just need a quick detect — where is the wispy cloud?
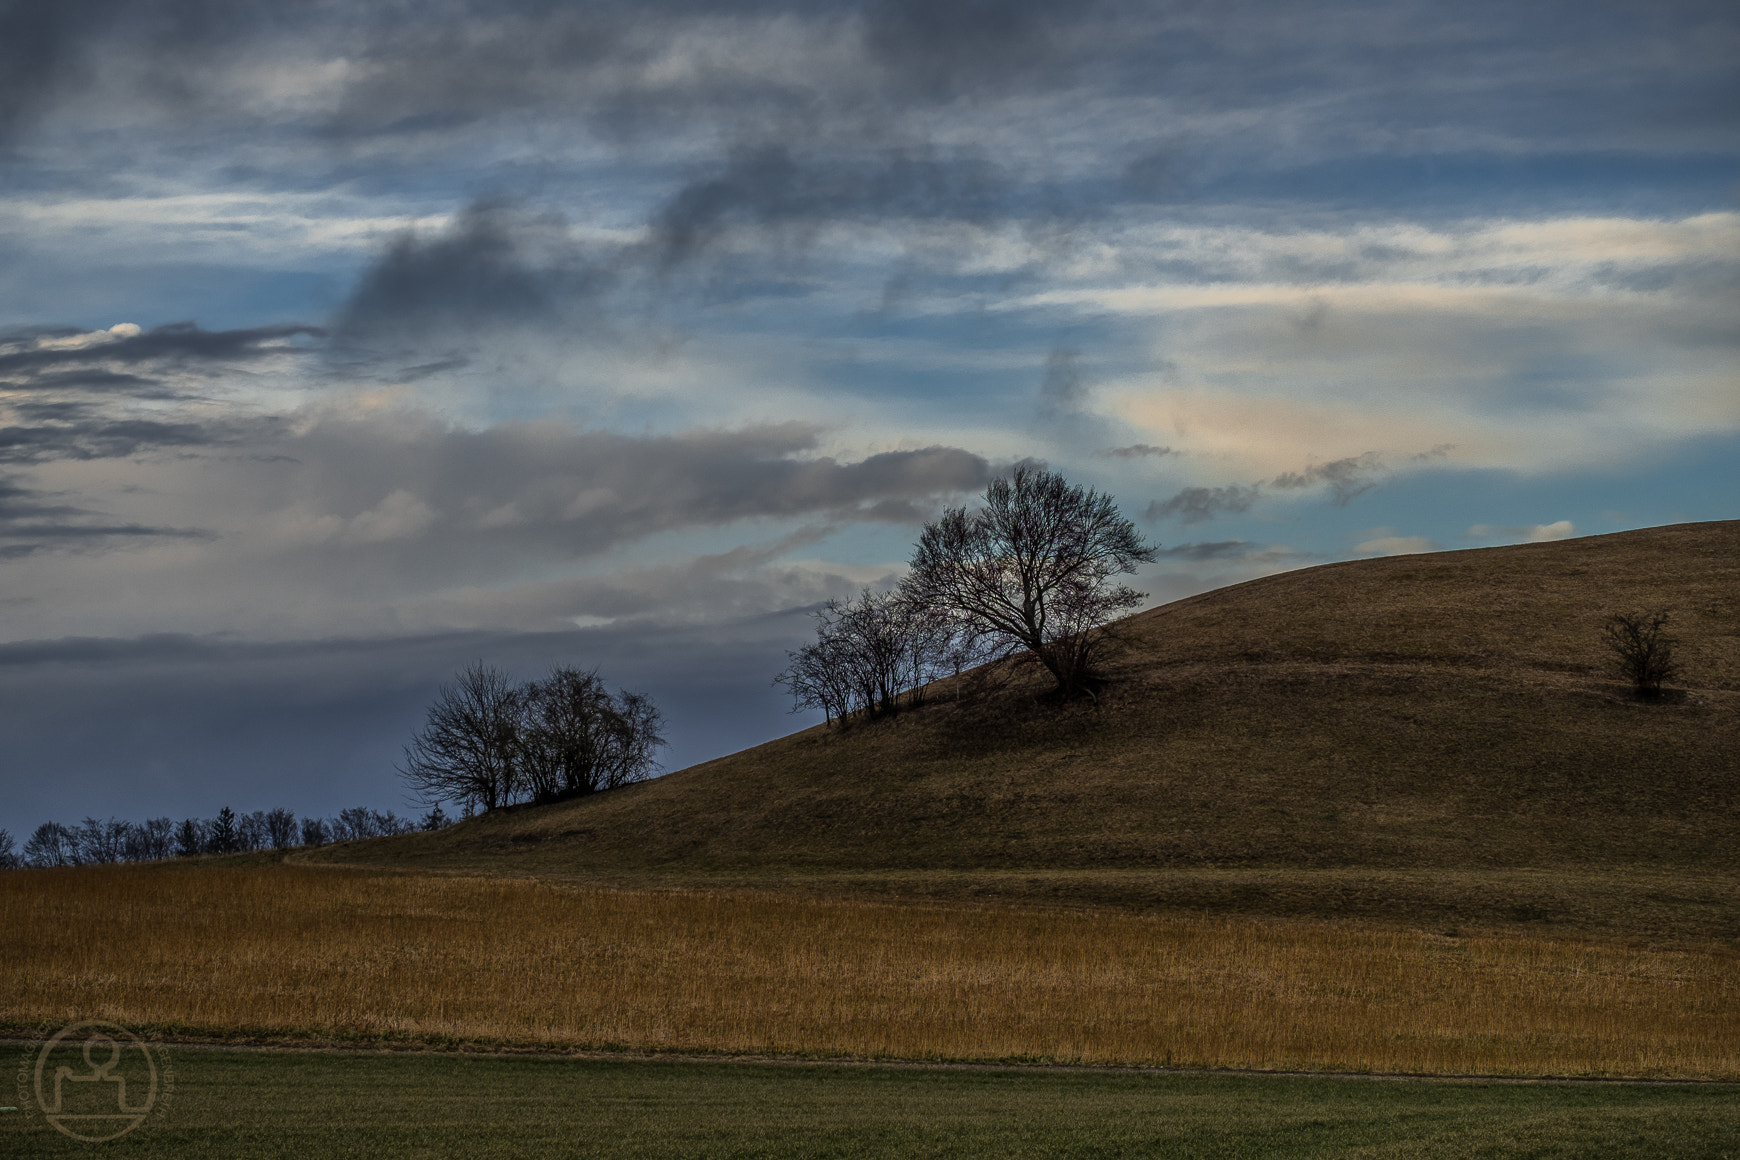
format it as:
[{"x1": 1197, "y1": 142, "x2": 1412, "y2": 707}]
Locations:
[
  {"x1": 1355, "y1": 533, "x2": 1440, "y2": 556},
  {"x1": 1146, "y1": 484, "x2": 1261, "y2": 525},
  {"x1": 1097, "y1": 443, "x2": 1174, "y2": 460},
  {"x1": 1466, "y1": 519, "x2": 1576, "y2": 543}
]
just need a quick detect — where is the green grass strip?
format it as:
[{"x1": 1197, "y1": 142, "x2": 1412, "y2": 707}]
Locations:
[{"x1": 4, "y1": 1048, "x2": 1738, "y2": 1159}]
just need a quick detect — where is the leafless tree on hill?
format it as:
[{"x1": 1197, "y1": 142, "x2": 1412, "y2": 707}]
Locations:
[
  {"x1": 399, "y1": 661, "x2": 665, "y2": 812},
  {"x1": 902, "y1": 465, "x2": 1157, "y2": 697},
  {"x1": 517, "y1": 666, "x2": 666, "y2": 801},
  {"x1": 238, "y1": 810, "x2": 270, "y2": 851},
  {"x1": 776, "y1": 588, "x2": 984, "y2": 727},
  {"x1": 24, "y1": 821, "x2": 78, "y2": 867},
  {"x1": 132, "y1": 817, "x2": 176, "y2": 861},
  {"x1": 398, "y1": 662, "x2": 524, "y2": 813},
  {"x1": 266, "y1": 807, "x2": 298, "y2": 849},
  {"x1": 299, "y1": 816, "x2": 329, "y2": 847}
]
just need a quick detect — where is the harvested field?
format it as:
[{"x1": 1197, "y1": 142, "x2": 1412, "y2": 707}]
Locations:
[{"x1": 3, "y1": 863, "x2": 1735, "y2": 1079}]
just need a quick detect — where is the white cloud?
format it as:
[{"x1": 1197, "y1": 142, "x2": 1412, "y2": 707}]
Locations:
[
  {"x1": 1466, "y1": 520, "x2": 1577, "y2": 543},
  {"x1": 1354, "y1": 535, "x2": 1439, "y2": 556},
  {"x1": 0, "y1": 193, "x2": 457, "y2": 267},
  {"x1": 17, "y1": 322, "x2": 143, "y2": 352},
  {"x1": 1060, "y1": 214, "x2": 1740, "y2": 481}
]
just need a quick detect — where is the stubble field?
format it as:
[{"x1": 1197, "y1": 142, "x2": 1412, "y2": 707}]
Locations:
[{"x1": 3, "y1": 862, "x2": 1735, "y2": 1079}]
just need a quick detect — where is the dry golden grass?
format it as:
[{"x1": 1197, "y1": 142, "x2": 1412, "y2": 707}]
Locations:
[{"x1": 4, "y1": 863, "x2": 1736, "y2": 1079}]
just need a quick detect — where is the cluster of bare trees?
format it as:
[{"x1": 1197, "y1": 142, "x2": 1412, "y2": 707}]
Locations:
[
  {"x1": 779, "y1": 466, "x2": 1157, "y2": 724},
  {"x1": 398, "y1": 663, "x2": 665, "y2": 813},
  {"x1": 777, "y1": 589, "x2": 991, "y2": 724},
  {"x1": 0, "y1": 803, "x2": 447, "y2": 869}
]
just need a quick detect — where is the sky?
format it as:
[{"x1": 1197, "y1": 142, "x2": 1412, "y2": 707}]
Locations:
[{"x1": 1, "y1": 0, "x2": 1736, "y2": 839}]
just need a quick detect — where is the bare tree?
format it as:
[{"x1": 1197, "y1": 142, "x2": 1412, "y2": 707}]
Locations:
[
  {"x1": 776, "y1": 634, "x2": 855, "y2": 726},
  {"x1": 518, "y1": 666, "x2": 612, "y2": 802},
  {"x1": 903, "y1": 465, "x2": 1157, "y2": 697},
  {"x1": 518, "y1": 666, "x2": 666, "y2": 799},
  {"x1": 131, "y1": 817, "x2": 176, "y2": 861},
  {"x1": 596, "y1": 689, "x2": 666, "y2": 790},
  {"x1": 24, "y1": 821, "x2": 78, "y2": 867},
  {"x1": 299, "y1": 816, "x2": 330, "y2": 847},
  {"x1": 397, "y1": 662, "x2": 523, "y2": 813},
  {"x1": 265, "y1": 808, "x2": 298, "y2": 850},
  {"x1": 776, "y1": 588, "x2": 977, "y2": 726},
  {"x1": 0, "y1": 828, "x2": 18, "y2": 869},
  {"x1": 238, "y1": 810, "x2": 270, "y2": 852},
  {"x1": 333, "y1": 806, "x2": 379, "y2": 841},
  {"x1": 1603, "y1": 609, "x2": 1681, "y2": 697},
  {"x1": 71, "y1": 817, "x2": 127, "y2": 864},
  {"x1": 371, "y1": 809, "x2": 413, "y2": 836}
]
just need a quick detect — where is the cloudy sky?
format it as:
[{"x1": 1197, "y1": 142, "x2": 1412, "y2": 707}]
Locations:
[{"x1": 2, "y1": 0, "x2": 1736, "y2": 837}]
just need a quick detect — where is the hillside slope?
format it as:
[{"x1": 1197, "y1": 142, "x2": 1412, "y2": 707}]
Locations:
[{"x1": 321, "y1": 520, "x2": 1740, "y2": 939}]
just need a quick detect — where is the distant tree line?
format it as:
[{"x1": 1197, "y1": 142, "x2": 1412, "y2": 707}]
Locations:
[
  {"x1": 398, "y1": 663, "x2": 666, "y2": 813},
  {"x1": 0, "y1": 803, "x2": 453, "y2": 870},
  {"x1": 779, "y1": 465, "x2": 1157, "y2": 724},
  {"x1": 3, "y1": 657, "x2": 667, "y2": 866}
]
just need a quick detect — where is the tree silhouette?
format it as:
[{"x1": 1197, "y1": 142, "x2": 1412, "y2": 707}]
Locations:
[{"x1": 903, "y1": 465, "x2": 1156, "y2": 696}]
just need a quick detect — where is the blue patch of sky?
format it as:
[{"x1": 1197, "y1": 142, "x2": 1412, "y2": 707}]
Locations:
[
  {"x1": 1189, "y1": 154, "x2": 1740, "y2": 218},
  {"x1": 0, "y1": 264, "x2": 344, "y2": 335},
  {"x1": 0, "y1": 621, "x2": 810, "y2": 839},
  {"x1": 1173, "y1": 432, "x2": 1740, "y2": 561}
]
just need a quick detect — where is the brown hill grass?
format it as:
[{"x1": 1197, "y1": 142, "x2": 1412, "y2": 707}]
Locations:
[{"x1": 317, "y1": 520, "x2": 1740, "y2": 942}]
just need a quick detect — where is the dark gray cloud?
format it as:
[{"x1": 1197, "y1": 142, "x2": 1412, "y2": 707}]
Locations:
[
  {"x1": 649, "y1": 144, "x2": 1025, "y2": 270},
  {"x1": 0, "y1": 413, "x2": 230, "y2": 464},
  {"x1": 19, "y1": 369, "x2": 176, "y2": 396},
  {"x1": 0, "y1": 322, "x2": 323, "y2": 379},
  {"x1": 335, "y1": 144, "x2": 1052, "y2": 347},
  {"x1": 5, "y1": 0, "x2": 1734, "y2": 162},
  {"x1": 0, "y1": 323, "x2": 314, "y2": 467},
  {"x1": 1153, "y1": 539, "x2": 1254, "y2": 561},
  {"x1": 1150, "y1": 451, "x2": 1410, "y2": 523},
  {"x1": 1269, "y1": 452, "x2": 1385, "y2": 505},
  {"x1": 1146, "y1": 484, "x2": 1261, "y2": 525},
  {"x1": 0, "y1": 0, "x2": 106, "y2": 144},
  {"x1": 333, "y1": 202, "x2": 601, "y2": 344},
  {"x1": 1037, "y1": 346, "x2": 1085, "y2": 412},
  {"x1": 861, "y1": 0, "x2": 1096, "y2": 101},
  {"x1": 1098, "y1": 443, "x2": 1175, "y2": 459},
  {"x1": 0, "y1": 478, "x2": 81, "y2": 523},
  {"x1": 0, "y1": 0, "x2": 312, "y2": 146},
  {"x1": 0, "y1": 474, "x2": 208, "y2": 557},
  {"x1": 469, "y1": 529, "x2": 879, "y2": 625},
  {"x1": 274, "y1": 416, "x2": 990, "y2": 566},
  {"x1": 13, "y1": 0, "x2": 1729, "y2": 367}
]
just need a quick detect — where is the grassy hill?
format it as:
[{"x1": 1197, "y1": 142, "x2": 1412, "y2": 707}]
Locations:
[{"x1": 319, "y1": 520, "x2": 1740, "y2": 941}]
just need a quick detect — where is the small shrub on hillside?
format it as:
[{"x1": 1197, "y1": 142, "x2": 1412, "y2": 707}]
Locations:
[{"x1": 1602, "y1": 608, "x2": 1680, "y2": 698}]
